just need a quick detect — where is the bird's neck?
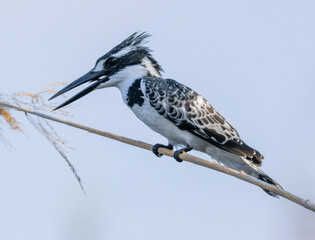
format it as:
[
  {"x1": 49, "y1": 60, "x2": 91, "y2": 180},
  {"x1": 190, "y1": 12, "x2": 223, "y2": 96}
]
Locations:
[
  {"x1": 142, "y1": 57, "x2": 161, "y2": 78},
  {"x1": 117, "y1": 60, "x2": 161, "y2": 106}
]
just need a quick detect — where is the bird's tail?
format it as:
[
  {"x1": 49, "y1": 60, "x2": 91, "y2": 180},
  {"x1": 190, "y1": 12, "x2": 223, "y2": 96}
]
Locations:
[
  {"x1": 242, "y1": 159, "x2": 283, "y2": 197},
  {"x1": 216, "y1": 155, "x2": 282, "y2": 197}
]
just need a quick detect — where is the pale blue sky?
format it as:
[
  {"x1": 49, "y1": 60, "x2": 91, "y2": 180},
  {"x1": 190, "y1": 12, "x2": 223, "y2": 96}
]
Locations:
[{"x1": 1, "y1": 0, "x2": 315, "y2": 239}]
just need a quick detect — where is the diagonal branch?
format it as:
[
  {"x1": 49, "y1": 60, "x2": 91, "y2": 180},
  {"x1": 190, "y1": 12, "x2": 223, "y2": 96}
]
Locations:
[{"x1": 1, "y1": 101, "x2": 315, "y2": 212}]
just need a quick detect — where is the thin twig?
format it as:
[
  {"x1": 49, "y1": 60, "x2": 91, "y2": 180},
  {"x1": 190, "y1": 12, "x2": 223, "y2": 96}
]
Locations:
[{"x1": 1, "y1": 101, "x2": 314, "y2": 212}]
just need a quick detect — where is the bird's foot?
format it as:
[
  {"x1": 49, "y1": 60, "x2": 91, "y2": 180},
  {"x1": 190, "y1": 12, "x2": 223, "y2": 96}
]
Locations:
[
  {"x1": 173, "y1": 145, "x2": 193, "y2": 162},
  {"x1": 152, "y1": 143, "x2": 173, "y2": 157}
]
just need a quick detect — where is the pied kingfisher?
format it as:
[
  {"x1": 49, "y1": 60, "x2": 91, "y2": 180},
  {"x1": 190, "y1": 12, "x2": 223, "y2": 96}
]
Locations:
[{"x1": 50, "y1": 32, "x2": 282, "y2": 197}]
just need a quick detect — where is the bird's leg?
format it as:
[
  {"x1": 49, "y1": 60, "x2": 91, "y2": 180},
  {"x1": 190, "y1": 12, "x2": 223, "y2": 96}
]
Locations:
[
  {"x1": 173, "y1": 145, "x2": 193, "y2": 162},
  {"x1": 152, "y1": 143, "x2": 173, "y2": 157}
]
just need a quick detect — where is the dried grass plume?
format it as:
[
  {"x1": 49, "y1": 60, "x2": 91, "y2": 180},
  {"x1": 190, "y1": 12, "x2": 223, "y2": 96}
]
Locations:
[{"x1": 0, "y1": 83, "x2": 85, "y2": 194}]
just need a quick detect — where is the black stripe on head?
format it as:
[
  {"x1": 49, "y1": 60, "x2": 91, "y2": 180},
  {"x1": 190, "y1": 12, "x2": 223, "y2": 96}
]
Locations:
[{"x1": 103, "y1": 48, "x2": 163, "y2": 78}]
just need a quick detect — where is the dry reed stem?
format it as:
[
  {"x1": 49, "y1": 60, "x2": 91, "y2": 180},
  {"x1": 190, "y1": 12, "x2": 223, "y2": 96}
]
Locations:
[
  {"x1": 0, "y1": 85, "x2": 84, "y2": 193},
  {"x1": 1, "y1": 101, "x2": 314, "y2": 212}
]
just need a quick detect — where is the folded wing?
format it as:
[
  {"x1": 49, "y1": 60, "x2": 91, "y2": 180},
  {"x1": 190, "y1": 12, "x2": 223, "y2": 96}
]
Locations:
[{"x1": 142, "y1": 77, "x2": 264, "y2": 166}]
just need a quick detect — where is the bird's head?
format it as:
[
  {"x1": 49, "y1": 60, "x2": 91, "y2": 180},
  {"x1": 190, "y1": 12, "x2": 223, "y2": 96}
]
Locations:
[{"x1": 49, "y1": 32, "x2": 162, "y2": 110}]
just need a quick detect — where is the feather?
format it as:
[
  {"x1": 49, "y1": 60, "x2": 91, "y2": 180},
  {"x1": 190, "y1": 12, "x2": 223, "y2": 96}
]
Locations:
[{"x1": 142, "y1": 77, "x2": 264, "y2": 166}]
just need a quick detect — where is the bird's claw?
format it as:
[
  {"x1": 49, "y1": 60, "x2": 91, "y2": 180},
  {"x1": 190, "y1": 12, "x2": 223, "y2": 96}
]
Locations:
[
  {"x1": 152, "y1": 143, "x2": 173, "y2": 157},
  {"x1": 173, "y1": 145, "x2": 193, "y2": 163},
  {"x1": 173, "y1": 151, "x2": 183, "y2": 162}
]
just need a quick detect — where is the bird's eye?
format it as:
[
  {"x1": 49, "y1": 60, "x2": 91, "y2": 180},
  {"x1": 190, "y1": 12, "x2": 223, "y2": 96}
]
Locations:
[{"x1": 104, "y1": 57, "x2": 119, "y2": 67}]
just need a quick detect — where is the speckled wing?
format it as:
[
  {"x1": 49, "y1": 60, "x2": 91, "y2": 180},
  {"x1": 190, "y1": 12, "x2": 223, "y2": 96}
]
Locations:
[{"x1": 142, "y1": 77, "x2": 264, "y2": 165}]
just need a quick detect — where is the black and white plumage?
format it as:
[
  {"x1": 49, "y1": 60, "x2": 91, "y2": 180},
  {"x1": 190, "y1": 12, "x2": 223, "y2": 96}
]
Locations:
[
  {"x1": 50, "y1": 32, "x2": 282, "y2": 197},
  {"x1": 143, "y1": 77, "x2": 263, "y2": 164}
]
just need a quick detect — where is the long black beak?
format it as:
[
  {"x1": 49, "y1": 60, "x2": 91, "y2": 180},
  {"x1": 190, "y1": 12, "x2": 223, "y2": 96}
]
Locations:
[{"x1": 49, "y1": 69, "x2": 108, "y2": 110}]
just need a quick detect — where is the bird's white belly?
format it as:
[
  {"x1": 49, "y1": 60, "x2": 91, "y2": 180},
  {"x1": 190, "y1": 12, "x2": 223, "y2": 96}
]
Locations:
[
  {"x1": 130, "y1": 99, "x2": 209, "y2": 150},
  {"x1": 129, "y1": 98, "x2": 247, "y2": 169}
]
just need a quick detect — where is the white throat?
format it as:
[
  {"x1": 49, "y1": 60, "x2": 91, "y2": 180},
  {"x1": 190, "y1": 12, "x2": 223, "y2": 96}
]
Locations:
[
  {"x1": 116, "y1": 64, "x2": 147, "y2": 94},
  {"x1": 116, "y1": 59, "x2": 160, "y2": 97}
]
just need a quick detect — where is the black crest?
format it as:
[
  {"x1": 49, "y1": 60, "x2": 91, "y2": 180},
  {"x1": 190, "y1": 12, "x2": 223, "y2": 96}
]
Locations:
[
  {"x1": 95, "y1": 32, "x2": 163, "y2": 75},
  {"x1": 97, "y1": 32, "x2": 151, "y2": 62},
  {"x1": 115, "y1": 32, "x2": 151, "y2": 50}
]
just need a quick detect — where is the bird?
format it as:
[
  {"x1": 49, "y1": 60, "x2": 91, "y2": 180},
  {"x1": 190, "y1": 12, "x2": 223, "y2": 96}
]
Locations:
[{"x1": 49, "y1": 32, "x2": 282, "y2": 197}]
